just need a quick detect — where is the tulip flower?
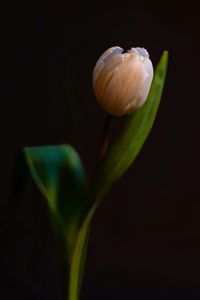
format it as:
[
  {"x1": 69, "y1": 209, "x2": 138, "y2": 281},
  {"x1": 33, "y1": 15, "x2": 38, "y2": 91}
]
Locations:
[
  {"x1": 14, "y1": 48, "x2": 168, "y2": 300},
  {"x1": 93, "y1": 46, "x2": 154, "y2": 116}
]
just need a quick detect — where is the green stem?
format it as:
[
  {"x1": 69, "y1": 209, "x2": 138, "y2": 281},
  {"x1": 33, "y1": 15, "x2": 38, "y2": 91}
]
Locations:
[
  {"x1": 65, "y1": 114, "x2": 113, "y2": 300},
  {"x1": 68, "y1": 225, "x2": 90, "y2": 300}
]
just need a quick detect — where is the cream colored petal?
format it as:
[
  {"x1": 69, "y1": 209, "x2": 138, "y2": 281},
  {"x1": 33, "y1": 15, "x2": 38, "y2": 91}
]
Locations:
[
  {"x1": 93, "y1": 46, "x2": 123, "y2": 83},
  {"x1": 96, "y1": 46, "x2": 123, "y2": 64},
  {"x1": 100, "y1": 54, "x2": 146, "y2": 116},
  {"x1": 93, "y1": 54, "x2": 129, "y2": 104},
  {"x1": 135, "y1": 47, "x2": 149, "y2": 58},
  {"x1": 128, "y1": 47, "x2": 149, "y2": 59},
  {"x1": 142, "y1": 57, "x2": 154, "y2": 78},
  {"x1": 103, "y1": 47, "x2": 124, "y2": 64},
  {"x1": 124, "y1": 60, "x2": 153, "y2": 114},
  {"x1": 128, "y1": 48, "x2": 140, "y2": 56}
]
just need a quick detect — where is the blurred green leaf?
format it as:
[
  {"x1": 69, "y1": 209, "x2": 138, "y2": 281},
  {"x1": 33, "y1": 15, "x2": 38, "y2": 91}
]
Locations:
[
  {"x1": 91, "y1": 51, "x2": 168, "y2": 202},
  {"x1": 24, "y1": 145, "x2": 88, "y2": 229},
  {"x1": 14, "y1": 145, "x2": 90, "y2": 300}
]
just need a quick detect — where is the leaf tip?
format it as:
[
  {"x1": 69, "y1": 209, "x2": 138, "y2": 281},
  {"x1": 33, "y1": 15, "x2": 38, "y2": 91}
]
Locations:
[{"x1": 161, "y1": 50, "x2": 169, "y2": 68}]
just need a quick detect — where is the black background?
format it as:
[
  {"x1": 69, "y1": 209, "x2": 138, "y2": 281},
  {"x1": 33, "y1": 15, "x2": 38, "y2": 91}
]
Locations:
[{"x1": 1, "y1": 0, "x2": 200, "y2": 299}]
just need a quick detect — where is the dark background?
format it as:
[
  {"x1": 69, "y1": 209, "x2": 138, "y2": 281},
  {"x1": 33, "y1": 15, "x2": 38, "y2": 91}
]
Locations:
[{"x1": 1, "y1": 0, "x2": 200, "y2": 299}]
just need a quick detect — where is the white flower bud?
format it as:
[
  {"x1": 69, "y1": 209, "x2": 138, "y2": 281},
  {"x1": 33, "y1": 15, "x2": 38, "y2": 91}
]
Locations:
[{"x1": 92, "y1": 46, "x2": 154, "y2": 116}]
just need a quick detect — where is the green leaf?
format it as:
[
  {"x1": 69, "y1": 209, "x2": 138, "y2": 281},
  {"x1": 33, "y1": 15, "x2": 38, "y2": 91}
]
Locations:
[
  {"x1": 91, "y1": 51, "x2": 168, "y2": 202},
  {"x1": 14, "y1": 144, "x2": 90, "y2": 300},
  {"x1": 24, "y1": 145, "x2": 88, "y2": 233}
]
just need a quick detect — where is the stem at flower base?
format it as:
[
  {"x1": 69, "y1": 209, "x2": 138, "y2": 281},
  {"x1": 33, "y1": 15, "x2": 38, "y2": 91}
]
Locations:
[{"x1": 93, "y1": 113, "x2": 113, "y2": 174}]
